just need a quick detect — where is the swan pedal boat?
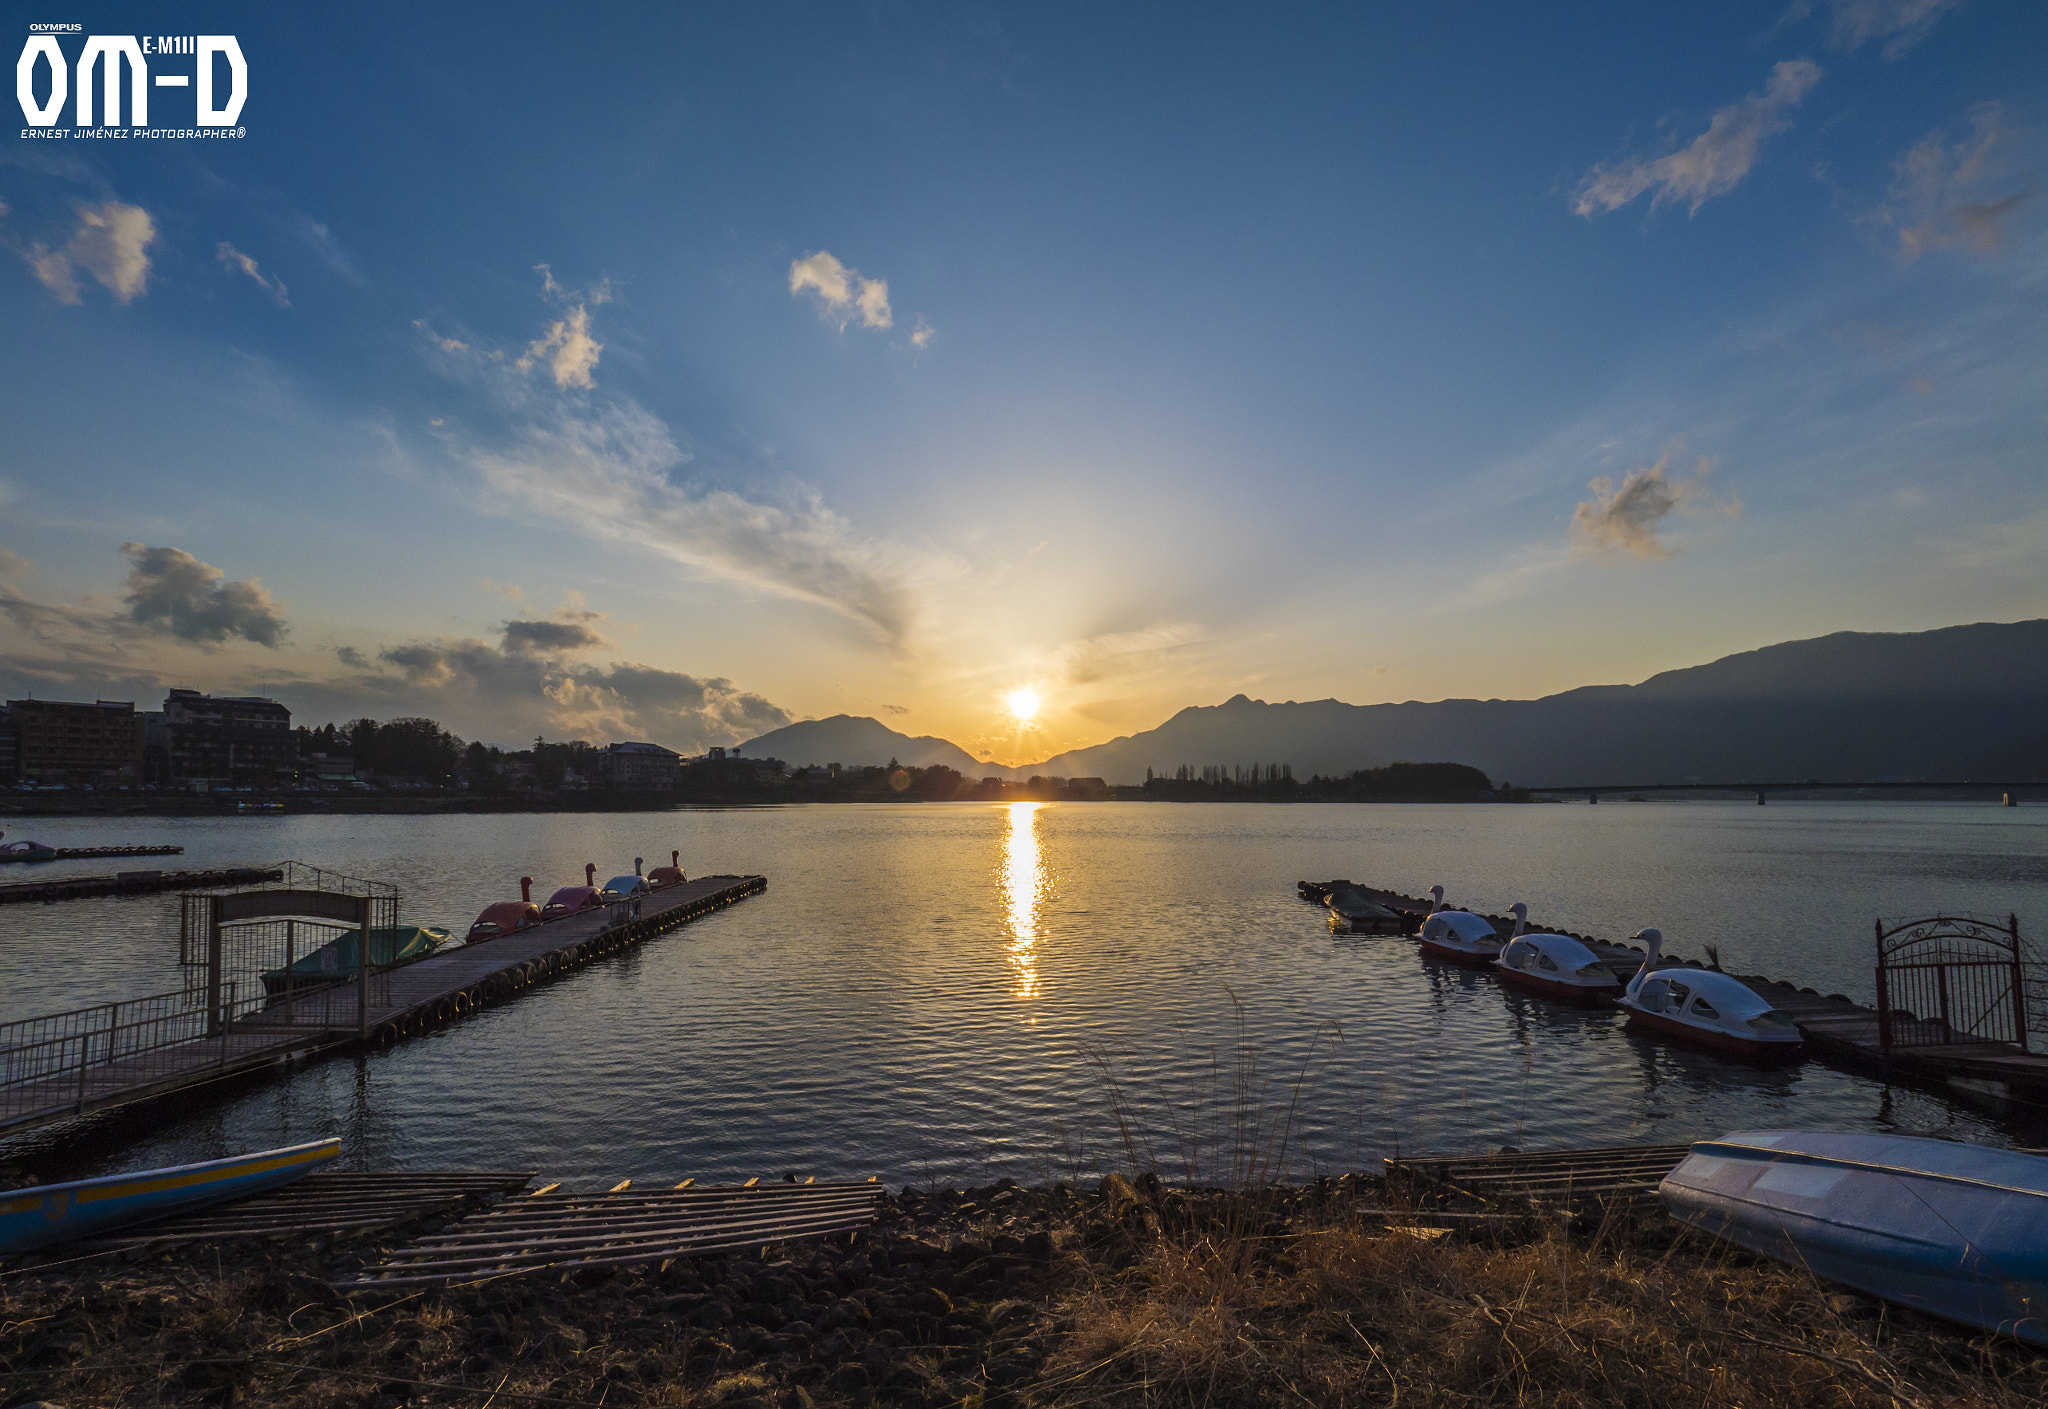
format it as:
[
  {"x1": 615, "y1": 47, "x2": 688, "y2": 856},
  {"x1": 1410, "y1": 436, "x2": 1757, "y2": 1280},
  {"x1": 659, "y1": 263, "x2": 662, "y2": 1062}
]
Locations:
[
  {"x1": 0, "y1": 1138, "x2": 340, "y2": 1254},
  {"x1": 1662, "y1": 1131, "x2": 2048, "y2": 1346},
  {"x1": 1617, "y1": 931, "x2": 1802, "y2": 1061},
  {"x1": 1496, "y1": 932, "x2": 1620, "y2": 1004},
  {"x1": 1418, "y1": 910, "x2": 1504, "y2": 965}
]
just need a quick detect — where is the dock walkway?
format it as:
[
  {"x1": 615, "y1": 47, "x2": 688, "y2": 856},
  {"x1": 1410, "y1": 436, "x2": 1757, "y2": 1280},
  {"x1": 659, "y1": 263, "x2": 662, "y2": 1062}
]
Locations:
[
  {"x1": 0, "y1": 874, "x2": 766, "y2": 1135},
  {"x1": 0, "y1": 865, "x2": 282, "y2": 906},
  {"x1": 1326, "y1": 881, "x2": 2048, "y2": 1104}
]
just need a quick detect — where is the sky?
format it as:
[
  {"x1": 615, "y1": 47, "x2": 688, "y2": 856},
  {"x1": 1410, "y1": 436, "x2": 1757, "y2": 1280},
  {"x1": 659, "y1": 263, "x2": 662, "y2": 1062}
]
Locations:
[{"x1": 1, "y1": 1, "x2": 2042, "y2": 766}]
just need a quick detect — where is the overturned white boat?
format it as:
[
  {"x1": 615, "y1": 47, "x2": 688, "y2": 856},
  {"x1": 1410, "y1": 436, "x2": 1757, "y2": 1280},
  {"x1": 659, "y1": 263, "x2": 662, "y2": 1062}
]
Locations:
[
  {"x1": 1662, "y1": 1130, "x2": 2048, "y2": 1346},
  {"x1": 1418, "y1": 909, "x2": 1504, "y2": 966}
]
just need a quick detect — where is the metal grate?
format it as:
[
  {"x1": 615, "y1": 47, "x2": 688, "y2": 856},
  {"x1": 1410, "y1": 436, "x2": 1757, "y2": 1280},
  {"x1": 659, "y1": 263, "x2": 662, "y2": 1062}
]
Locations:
[{"x1": 339, "y1": 1180, "x2": 883, "y2": 1290}]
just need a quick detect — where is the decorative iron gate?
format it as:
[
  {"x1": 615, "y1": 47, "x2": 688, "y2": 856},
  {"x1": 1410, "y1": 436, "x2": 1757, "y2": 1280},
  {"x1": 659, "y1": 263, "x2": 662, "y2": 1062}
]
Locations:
[
  {"x1": 180, "y1": 863, "x2": 401, "y2": 1039},
  {"x1": 1875, "y1": 914, "x2": 2030, "y2": 1054}
]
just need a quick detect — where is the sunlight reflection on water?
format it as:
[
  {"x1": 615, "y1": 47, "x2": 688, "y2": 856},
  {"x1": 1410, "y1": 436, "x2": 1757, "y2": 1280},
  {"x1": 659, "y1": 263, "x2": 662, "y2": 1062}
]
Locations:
[{"x1": 1003, "y1": 802, "x2": 1045, "y2": 1009}]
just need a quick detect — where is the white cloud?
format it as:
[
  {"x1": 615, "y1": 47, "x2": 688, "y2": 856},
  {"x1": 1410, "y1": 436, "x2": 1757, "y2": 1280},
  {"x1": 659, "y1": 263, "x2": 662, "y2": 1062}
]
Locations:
[
  {"x1": 215, "y1": 241, "x2": 290, "y2": 306},
  {"x1": 24, "y1": 201, "x2": 157, "y2": 304},
  {"x1": 1569, "y1": 456, "x2": 1740, "y2": 560},
  {"x1": 517, "y1": 304, "x2": 602, "y2": 389},
  {"x1": 1823, "y1": 0, "x2": 1964, "y2": 59},
  {"x1": 911, "y1": 314, "x2": 937, "y2": 349},
  {"x1": 1874, "y1": 103, "x2": 2033, "y2": 261},
  {"x1": 1573, "y1": 61, "x2": 1822, "y2": 217},
  {"x1": 789, "y1": 249, "x2": 894, "y2": 329}
]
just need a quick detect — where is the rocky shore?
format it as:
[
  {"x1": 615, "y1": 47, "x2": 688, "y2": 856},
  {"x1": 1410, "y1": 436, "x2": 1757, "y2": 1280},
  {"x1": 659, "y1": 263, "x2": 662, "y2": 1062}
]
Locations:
[{"x1": 3, "y1": 1171, "x2": 2043, "y2": 1408}]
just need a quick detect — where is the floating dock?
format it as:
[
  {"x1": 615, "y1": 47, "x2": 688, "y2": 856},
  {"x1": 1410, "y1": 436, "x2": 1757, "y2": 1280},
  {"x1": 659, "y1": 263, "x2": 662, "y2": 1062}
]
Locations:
[
  {"x1": 1310, "y1": 881, "x2": 2048, "y2": 1105},
  {"x1": 0, "y1": 874, "x2": 767, "y2": 1135},
  {"x1": 0, "y1": 865, "x2": 282, "y2": 906}
]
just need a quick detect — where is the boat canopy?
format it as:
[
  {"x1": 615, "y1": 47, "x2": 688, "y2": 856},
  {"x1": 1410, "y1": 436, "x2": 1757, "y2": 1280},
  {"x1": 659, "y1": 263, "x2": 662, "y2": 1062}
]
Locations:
[
  {"x1": 543, "y1": 885, "x2": 603, "y2": 913},
  {"x1": 1423, "y1": 911, "x2": 1499, "y2": 944},
  {"x1": 1634, "y1": 967, "x2": 1775, "y2": 1021},
  {"x1": 263, "y1": 926, "x2": 451, "y2": 984},
  {"x1": 647, "y1": 864, "x2": 685, "y2": 888},
  {"x1": 604, "y1": 874, "x2": 649, "y2": 895},
  {"x1": 469, "y1": 901, "x2": 541, "y2": 936},
  {"x1": 1502, "y1": 932, "x2": 1605, "y2": 971}
]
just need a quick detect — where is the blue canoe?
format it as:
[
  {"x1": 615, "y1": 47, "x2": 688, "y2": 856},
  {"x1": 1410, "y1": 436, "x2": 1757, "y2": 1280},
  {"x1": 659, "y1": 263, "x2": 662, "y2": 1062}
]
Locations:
[
  {"x1": 0, "y1": 1138, "x2": 340, "y2": 1254},
  {"x1": 1661, "y1": 1130, "x2": 2048, "y2": 1346}
]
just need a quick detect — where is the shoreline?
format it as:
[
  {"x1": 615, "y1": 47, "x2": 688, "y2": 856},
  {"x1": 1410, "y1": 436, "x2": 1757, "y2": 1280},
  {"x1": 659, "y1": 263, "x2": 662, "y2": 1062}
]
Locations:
[{"x1": 3, "y1": 1168, "x2": 2040, "y2": 1407}]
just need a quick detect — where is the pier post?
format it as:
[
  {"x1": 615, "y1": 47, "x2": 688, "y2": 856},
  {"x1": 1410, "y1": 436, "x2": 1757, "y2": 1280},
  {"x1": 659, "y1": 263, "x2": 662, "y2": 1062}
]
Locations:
[
  {"x1": 1588, "y1": 790, "x2": 1598, "y2": 804},
  {"x1": 207, "y1": 897, "x2": 225, "y2": 1037},
  {"x1": 1756, "y1": 790, "x2": 1767, "y2": 805},
  {"x1": 356, "y1": 897, "x2": 371, "y2": 1040}
]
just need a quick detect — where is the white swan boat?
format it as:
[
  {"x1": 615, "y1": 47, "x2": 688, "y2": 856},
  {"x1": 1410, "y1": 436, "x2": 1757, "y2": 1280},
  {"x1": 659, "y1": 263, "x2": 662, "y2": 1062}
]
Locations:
[
  {"x1": 1662, "y1": 1130, "x2": 2048, "y2": 1346},
  {"x1": 1494, "y1": 903, "x2": 1620, "y2": 1004},
  {"x1": 1617, "y1": 929, "x2": 1803, "y2": 1061},
  {"x1": 1418, "y1": 909, "x2": 1504, "y2": 966}
]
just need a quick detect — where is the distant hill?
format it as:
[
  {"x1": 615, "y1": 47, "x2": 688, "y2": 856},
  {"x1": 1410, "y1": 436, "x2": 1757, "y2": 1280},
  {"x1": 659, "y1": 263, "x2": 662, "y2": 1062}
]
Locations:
[
  {"x1": 1026, "y1": 619, "x2": 2048, "y2": 786},
  {"x1": 735, "y1": 714, "x2": 1012, "y2": 778}
]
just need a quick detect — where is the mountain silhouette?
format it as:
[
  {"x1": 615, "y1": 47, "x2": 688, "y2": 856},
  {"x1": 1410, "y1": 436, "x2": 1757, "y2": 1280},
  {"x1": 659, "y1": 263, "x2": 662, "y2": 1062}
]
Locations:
[{"x1": 741, "y1": 619, "x2": 2048, "y2": 787}]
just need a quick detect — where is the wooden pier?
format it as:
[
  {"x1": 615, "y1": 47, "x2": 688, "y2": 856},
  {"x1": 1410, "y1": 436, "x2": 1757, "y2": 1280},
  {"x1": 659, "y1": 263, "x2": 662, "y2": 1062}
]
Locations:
[
  {"x1": 0, "y1": 874, "x2": 767, "y2": 1135},
  {"x1": 1308, "y1": 881, "x2": 2048, "y2": 1105},
  {"x1": 0, "y1": 865, "x2": 282, "y2": 906}
]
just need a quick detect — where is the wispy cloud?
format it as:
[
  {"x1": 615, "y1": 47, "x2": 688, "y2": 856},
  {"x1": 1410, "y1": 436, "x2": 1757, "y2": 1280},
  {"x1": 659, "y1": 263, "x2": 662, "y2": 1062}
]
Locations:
[
  {"x1": 1821, "y1": 0, "x2": 1964, "y2": 59},
  {"x1": 1570, "y1": 456, "x2": 1741, "y2": 560},
  {"x1": 911, "y1": 314, "x2": 937, "y2": 349},
  {"x1": 1573, "y1": 61, "x2": 1822, "y2": 217},
  {"x1": 1874, "y1": 103, "x2": 2034, "y2": 261},
  {"x1": 215, "y1": 241, "x2": 290, "y2": 306},
  {"x1": 23, "y1": 201, "x2": 156, "y2": 304},
  {"x1": 789, "y1": 249, "x2": 894, "y2": 330}
]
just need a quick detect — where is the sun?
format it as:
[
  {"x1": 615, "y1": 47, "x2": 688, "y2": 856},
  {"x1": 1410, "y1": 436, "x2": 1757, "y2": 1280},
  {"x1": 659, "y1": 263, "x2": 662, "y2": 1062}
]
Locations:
[{"x1": 1005, "y1": 688, "x2": 1043, "y2": 723}]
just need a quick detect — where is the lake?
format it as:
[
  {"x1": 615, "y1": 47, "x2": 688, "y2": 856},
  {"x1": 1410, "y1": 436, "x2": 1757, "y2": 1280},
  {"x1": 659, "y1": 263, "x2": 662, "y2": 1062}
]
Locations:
[{"x1": 2, "y1": 800, "x2": 2044, "y2": 1186}]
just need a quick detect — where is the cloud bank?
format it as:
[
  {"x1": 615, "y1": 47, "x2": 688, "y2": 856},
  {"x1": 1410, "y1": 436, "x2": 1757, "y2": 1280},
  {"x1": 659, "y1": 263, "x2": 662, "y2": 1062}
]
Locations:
[
  {"x1": 120, "y1": 544, "x2": 288, "y2": 646},
  {"x1": 1573, "y1": 61, "x2": 1822, "y2": 217}
]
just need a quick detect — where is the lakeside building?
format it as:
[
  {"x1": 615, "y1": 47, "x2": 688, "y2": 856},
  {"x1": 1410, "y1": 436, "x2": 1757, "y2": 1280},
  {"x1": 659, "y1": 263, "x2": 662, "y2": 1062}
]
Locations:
[
  {"x1": 142, "y1": 689, "x2": 295, "y2": 790},
  {"x1": 0, "y1": 698, "x2": 145, "y2": 785},
  {"x1": 599, "y1": 741, "x2": 684, "y2": 790}
]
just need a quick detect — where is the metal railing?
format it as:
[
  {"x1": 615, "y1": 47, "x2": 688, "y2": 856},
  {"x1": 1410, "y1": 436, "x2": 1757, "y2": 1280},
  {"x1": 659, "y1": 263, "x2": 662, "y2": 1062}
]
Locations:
[{"x1": 0, "y1": 982, "x2": 239, "y2": 1129}]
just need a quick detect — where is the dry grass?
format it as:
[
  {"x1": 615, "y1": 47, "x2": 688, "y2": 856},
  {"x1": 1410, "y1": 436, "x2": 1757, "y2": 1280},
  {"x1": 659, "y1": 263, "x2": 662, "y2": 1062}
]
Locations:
[{"x1": 1036, "y1": 1192, "x2": 2048, "y2": 1409}]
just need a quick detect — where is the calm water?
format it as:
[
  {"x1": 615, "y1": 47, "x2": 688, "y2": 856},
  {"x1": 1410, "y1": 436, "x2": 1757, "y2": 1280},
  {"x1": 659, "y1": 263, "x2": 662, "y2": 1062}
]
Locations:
[{"x1": 1, "y1": 801, "x2": 2044, "y2": 1186}]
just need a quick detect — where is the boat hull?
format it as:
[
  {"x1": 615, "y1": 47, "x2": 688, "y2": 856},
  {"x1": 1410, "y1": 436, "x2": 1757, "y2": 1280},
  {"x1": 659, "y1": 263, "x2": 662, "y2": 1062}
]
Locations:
[
  {"x1": 1623, "y1": 1006, "x2": 1802, "y2": 1062},
  {"x1": 1662, "y1": 1131, "x2": 2048, "y2": 1346},
  {"x1": 0, "y1": 1138, "x2": 340, "y2": 1253},
  {"x1": 1496, "y1": 965, "x2": 1617, "y2": 1006},
  {"x1": 1419, "y1": 939, "x2": 1501, "y2": 966}
]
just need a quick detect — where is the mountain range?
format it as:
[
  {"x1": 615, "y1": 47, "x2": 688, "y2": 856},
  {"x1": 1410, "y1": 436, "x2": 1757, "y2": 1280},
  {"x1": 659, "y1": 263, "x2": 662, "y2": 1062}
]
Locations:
[{"x1": 740, "y1": 619, "x2": 2048, "y2": 787}]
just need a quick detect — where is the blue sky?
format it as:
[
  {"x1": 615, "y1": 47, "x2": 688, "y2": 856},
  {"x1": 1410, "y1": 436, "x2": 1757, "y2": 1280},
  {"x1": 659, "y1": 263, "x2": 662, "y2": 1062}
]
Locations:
[{"x1": 2, "y1": 1, "x2": 2042, "y2": 763}]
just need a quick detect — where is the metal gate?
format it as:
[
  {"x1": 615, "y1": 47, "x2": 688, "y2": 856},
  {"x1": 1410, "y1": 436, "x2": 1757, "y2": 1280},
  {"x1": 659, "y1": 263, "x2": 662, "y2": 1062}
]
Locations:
[
  {"x1": 180, "y1": 863, "x2": 401, "y2": 1039},
  {"x1": 1875, "y1": 914, "x2": 2030, "y2": 1054}
]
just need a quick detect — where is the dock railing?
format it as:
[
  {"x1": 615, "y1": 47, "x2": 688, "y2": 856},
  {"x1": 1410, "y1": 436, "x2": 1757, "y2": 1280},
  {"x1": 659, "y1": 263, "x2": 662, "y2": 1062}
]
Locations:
[{"x1": 0, "y1": 982, "x2": 238, "y2": 1129}]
